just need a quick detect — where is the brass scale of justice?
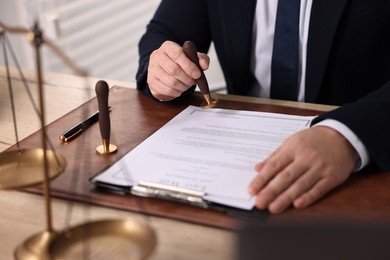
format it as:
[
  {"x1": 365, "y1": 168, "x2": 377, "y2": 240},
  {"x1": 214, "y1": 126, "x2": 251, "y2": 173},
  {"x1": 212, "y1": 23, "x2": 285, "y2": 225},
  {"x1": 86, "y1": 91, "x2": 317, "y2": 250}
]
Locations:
[{"x1": 0, "y1": 20, "x2": 217, "y2": 259}]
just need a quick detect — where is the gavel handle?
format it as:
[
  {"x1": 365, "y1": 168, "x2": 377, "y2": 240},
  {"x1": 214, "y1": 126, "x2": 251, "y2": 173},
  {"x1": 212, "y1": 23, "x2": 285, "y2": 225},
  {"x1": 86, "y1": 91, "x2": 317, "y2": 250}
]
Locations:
[
  {"x1": 95, "y1": 80, "x2": 111, "y2": 143},
  {"x1": 182, "y1": 41, "x2": 210, "y2": 96}
]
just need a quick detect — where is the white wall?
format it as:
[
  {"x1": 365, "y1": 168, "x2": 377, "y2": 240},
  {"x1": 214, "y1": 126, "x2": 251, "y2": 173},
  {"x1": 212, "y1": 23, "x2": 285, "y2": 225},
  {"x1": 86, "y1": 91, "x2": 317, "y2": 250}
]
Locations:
[{"x1": 0, "y1": 0, "x2": 34, "y2": 69}]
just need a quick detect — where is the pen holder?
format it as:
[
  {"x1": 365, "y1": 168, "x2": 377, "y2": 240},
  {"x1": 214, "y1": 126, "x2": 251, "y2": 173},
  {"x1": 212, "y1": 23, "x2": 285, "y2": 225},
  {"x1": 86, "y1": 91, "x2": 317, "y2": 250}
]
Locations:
[{"x1": 95, "y1": 80, "x2": 117, "y2": 154}]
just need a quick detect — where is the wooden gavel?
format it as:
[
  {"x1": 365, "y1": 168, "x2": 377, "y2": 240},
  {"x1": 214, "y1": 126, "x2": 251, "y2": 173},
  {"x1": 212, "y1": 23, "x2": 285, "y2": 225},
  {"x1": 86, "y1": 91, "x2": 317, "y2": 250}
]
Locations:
[
  {"x1": 182, "y1": 41, "x2": 218, "y2": 108},
  {"x1": 95, "y1": 80, "x2": 117, "y2": 154}
]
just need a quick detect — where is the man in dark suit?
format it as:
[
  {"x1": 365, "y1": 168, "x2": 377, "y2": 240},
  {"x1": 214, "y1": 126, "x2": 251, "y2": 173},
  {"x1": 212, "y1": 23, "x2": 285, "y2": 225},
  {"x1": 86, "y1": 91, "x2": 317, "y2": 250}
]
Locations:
[{"x1": 136, "y1": 0, "x2": 390, "y2": 214}]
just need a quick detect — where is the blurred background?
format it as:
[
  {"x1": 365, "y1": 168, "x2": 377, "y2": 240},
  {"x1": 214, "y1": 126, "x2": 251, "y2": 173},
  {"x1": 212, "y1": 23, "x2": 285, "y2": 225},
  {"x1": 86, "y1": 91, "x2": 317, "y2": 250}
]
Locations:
[{"x1": 0, "y1": 0, "x2": 226, "y2": 91}]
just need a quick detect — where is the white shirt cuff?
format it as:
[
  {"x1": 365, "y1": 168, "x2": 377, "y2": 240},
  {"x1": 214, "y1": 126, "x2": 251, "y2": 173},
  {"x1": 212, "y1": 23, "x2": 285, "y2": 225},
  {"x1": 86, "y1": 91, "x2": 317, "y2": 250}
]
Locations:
[{"x1": 313, "y1": 119, "x2": 369, "y2": 171}]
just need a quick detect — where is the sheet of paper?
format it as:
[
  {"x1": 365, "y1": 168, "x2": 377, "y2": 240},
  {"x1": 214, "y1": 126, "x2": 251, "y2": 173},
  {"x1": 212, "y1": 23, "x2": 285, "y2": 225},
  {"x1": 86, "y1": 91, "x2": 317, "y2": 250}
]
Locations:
[{"x1": 92, "y1": 105, "x2": 314, "y2": 210}]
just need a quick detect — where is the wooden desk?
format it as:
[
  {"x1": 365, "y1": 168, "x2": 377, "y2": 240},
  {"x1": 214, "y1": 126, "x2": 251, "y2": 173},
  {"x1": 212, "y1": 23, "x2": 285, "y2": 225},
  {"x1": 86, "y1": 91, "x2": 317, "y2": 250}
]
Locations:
[{"x1": 2, "y1": 68, "x2": 390, "y2": 259}]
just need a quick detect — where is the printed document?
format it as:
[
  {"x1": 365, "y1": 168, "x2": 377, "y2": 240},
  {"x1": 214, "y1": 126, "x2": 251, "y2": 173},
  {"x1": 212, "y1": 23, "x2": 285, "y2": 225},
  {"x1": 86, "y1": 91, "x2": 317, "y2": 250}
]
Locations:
[{"x1": 92, "y1": 106, "x2": 314, "y2": 210}]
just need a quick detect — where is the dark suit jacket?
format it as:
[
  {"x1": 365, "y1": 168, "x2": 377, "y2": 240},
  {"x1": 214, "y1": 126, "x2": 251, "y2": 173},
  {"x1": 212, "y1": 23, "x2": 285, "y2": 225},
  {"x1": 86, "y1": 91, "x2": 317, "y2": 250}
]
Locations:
[{"x1": 136, "y1": 0, "x2": 390, "y2": 171}]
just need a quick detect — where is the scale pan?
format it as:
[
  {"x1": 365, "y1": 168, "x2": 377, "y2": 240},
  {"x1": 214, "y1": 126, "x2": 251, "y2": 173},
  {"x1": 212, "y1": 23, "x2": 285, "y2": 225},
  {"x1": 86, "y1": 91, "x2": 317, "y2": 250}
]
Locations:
[
  {"x1": 49, "y1": 219, "x2": 157, "y2": 260},
  {"x1": 0, "y1": 148, "x2": 66, "y2": 189}
]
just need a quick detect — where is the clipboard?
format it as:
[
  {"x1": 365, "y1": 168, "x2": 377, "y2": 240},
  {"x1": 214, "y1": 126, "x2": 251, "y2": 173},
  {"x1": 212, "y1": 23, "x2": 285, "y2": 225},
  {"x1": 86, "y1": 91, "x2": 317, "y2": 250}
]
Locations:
[{"x1": 91, "y1": 178, "x2": 268, "y2": 220}]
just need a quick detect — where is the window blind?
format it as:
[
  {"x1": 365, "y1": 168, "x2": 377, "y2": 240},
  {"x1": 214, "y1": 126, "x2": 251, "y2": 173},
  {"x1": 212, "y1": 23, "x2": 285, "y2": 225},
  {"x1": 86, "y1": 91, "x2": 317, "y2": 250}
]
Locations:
[{"x1": 40, "y1": 0, "x2": 160, "y2": 82}]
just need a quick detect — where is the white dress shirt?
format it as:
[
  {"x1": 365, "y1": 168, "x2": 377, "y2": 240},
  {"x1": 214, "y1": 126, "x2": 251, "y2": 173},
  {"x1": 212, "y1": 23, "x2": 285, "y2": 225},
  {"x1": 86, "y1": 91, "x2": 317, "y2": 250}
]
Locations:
[{"x1": 250, "y1": 0, "x2": 369, "y2": 170}]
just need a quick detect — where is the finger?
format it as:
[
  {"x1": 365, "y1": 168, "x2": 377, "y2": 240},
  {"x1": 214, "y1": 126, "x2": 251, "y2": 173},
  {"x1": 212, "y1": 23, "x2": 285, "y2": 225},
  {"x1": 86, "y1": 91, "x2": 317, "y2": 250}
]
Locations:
[
  {"x1": 164, "y1": 42, "x2": 201, "y2": 79},
  {"x1": 254, "y1": 161, "x2": 310, "y2": 210},
  {"x1": 254, "y1": 158, "x2": 267, "y2": 172},
  {"x1": 149, "y1": 78, "x2": 183, "y2": 101},
  {"x1": 147, "y1": 65, "x2": 181, "y2": 100},
  {"x1": 255, "y1": 149, "x2": 279, "y2": 170},
  {"x1": 198, "y1": 53, "x2": 210, "y2": 71},
  {"x1": 267, "y1": 167, "x2": 322, "y2": 213},
  {"x1": 155, "y1": 49, "x2": 197, "y2": 87},
  {"x1": 148, "y1": 51, "x2": 195, "y2": 101},
  {"x1": 293, "y1": 174, "x2": 345, "y2": 209},
  {"x1": 248, "y1": 151, "x2": 293, "y2": 196},
  {"x1": 154, "y1": 64, "x2": 194, "y2": 93}
]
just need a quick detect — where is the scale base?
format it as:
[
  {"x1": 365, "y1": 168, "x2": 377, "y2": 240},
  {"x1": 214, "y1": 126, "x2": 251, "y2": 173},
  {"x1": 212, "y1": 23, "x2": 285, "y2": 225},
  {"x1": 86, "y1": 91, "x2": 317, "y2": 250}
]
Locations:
[
  {"x1": 14, "y1": 230, "x2": 57, "y2": 260},
  {"x1": 49, "y1": 219, "x2": 156, "y2": 260}
]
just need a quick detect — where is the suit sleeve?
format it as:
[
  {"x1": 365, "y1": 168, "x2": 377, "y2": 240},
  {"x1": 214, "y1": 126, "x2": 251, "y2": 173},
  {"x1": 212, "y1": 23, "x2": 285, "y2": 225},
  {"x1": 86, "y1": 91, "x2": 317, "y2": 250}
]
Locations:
[
  {"x1": 136, "y1": 0, "x2": 212, "y2": 100},
  {"x1": 312, "y1": 80, "x2": 390, "y2": 172}
]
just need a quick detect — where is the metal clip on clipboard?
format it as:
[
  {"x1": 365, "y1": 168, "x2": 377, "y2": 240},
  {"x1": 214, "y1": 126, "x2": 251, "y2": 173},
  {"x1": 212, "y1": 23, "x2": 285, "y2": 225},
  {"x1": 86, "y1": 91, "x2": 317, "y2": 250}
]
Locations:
[{"x1": 131, "y1": 181, "x2": 209, "y2": 209}]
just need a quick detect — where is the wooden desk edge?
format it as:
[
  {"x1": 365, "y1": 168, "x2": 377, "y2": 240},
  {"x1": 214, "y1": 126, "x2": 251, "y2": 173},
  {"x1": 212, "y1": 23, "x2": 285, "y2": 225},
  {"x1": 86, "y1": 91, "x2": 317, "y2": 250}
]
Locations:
[{"x1": 211, "y1": 92, "x2": 337, "y2": 112}]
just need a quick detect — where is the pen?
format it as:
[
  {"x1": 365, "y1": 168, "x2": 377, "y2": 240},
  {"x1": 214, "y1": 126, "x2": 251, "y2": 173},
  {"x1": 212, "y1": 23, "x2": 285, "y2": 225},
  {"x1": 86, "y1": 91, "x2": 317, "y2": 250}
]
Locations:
[{"x1": 59, "y1": 107, "x2": 111, "y2": 142}]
